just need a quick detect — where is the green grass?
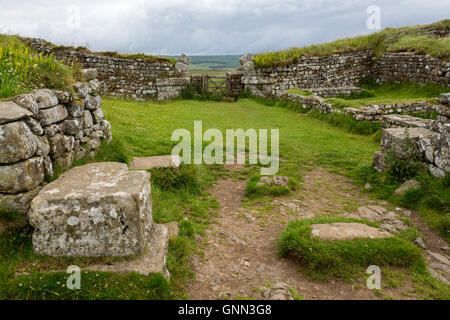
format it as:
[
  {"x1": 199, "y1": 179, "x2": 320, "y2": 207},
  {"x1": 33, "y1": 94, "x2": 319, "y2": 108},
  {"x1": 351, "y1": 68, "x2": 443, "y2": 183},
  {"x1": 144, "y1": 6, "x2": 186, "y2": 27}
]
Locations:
[
  {"x1": 324, "y1": 82, "x2": 447, "y2": 109},
  {"x1": 286, "y1": 89, "x2": 314, "y2": 96},
  {"x1": 0, "y1": 35, "x2": 79, "y2": 98},
  {"x1": 278, "y1": 217, "x2": 426, "y2": 282},
  {"x1": 253, "y1": 19, "x2": 450, "y2": 68}
]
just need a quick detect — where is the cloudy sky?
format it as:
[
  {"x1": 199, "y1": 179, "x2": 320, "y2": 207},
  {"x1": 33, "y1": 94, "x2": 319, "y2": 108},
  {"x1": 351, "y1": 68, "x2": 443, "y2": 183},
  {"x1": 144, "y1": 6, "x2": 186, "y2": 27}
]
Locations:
[{"x1": 0, "y1": 0, "x2": 448, "y2": 55}]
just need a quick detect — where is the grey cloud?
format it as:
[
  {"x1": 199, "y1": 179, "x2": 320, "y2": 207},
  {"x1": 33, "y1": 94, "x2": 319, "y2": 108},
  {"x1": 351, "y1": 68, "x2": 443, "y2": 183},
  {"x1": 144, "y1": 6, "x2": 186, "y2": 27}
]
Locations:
[{"x1": 0, "y1": 0, "x2": 448, "y2": 55}]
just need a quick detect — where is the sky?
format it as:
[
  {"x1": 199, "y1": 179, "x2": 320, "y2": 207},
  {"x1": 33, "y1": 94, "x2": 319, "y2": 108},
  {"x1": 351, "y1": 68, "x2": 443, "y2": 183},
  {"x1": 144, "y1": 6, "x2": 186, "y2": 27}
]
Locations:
[{"x1": 0, "y1": 0, "x2": 448, "y2": 55}]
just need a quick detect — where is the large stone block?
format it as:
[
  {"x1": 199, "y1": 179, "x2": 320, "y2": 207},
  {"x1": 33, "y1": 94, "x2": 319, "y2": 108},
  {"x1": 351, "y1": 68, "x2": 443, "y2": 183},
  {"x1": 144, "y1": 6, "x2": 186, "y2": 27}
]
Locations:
[
  {"x1": 13, "y1": 94, "x2": 39, "y2": 116},
  {"x1": 0, "y1": 101, "x2": 33, "y2": 125},
  {"x1": 38, "y1": 105, "x2": 68, "y2": 126},
  {"x1": 381, "y1": 127, "x2": 438, "y2": 159},
  {"x1": 29, "y1": 162, "x2": 152, "y2": 257},
  {"x1": 0, "y1": 121, "x2": 38, "y2": 164},
  {"x1": 80, "y1": 69, "x2": 98, "y2": 82},
  {"x1": 0, "y1": 157, "x2": 45, "y2": 193}
]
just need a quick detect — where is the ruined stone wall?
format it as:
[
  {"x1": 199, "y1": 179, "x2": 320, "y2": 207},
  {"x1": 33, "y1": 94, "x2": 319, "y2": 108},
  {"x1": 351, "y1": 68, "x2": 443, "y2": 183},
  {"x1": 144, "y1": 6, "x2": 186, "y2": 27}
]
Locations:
[
  {"x1": 0, "y1": 71, "x2": 112, "y2": 215},
  {"x1": 24, "y1": 38, "x2": 190, "y2": 100},
  {"x1": 239, "y1": 51, "x2": 449, "y2": 98},
  {"x1": 373, "y1": 52, "x2": 450, "y2": 86},
  {"x1": 246, "y1": 51, "x2": 375, "y2": 97},
  {"x1": 373, "y1": 93, "x2": 449, "y2": 178}
]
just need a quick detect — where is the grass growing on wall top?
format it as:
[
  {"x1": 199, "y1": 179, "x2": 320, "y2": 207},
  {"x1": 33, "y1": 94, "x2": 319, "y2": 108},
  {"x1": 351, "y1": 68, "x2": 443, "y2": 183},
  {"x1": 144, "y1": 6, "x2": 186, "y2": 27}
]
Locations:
[
  {"x1": 324, "y1": 81, "x2": 447, "y2": 109},
  {"x1": 253, "y1": 19, "x2": 450, "y2": 68},
  {"x1": 0, "y1": 35, "x2": 80, "y2": 98}
]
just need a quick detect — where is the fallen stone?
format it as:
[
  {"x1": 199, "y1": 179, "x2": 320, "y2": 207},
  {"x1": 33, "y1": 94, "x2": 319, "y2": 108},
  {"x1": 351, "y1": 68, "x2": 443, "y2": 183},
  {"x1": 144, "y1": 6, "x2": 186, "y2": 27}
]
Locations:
[
  {"x1": 0, "y1": 121, "x2": 38, "y2": 164},
  {"x1": 273, "y1": 176, "x2": 289, "y2": 187},
  {"x1": 380, "y1": 223, "x2": 400, "y2": 234},
  {"x1": 415, "y1": 237, "x2": 427, "y2": 249},
  {"x1": 0, "y1": 101, "x2": 33, "y2": 125},
  {"x1": 85, "y1": 224, "x2": 170, "y2": 280},
  {"x1": 310, "y1": 222, "x2": 392, "y2": 240},
  {"x1": 29, "y1": 162, "x2": 153, "y2": 257},
  {"x1": 394, "y1": 179, "x2": 421, "y2": 196},
  {"x1": 356, "y1": 205, "x2": 387, "y2": 221},
  {"x1": 129, "y1": 155, "x2": 181, "y2": 170}
]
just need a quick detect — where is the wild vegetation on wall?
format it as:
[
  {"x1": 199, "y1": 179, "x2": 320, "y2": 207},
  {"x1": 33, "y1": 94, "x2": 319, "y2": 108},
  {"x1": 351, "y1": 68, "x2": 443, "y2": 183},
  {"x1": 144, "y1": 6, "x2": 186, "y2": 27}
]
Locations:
[
  {"x1": 0, "y1": 35, "x2": 79, "y2": 98},
  {"x1": 253, "y1": 19, "x2": 450, "y2": 68}
]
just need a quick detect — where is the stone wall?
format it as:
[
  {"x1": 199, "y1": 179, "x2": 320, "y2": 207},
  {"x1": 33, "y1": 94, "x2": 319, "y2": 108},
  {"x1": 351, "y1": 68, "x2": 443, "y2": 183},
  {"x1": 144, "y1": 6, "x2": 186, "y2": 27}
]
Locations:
[
  {"x1": 281, "y1": 92, "x2": 438, "y2": 121},
  {"x1": 245, "y1": 51, "x2": 375, "y2": 97},
  {"x1": 0, "y1": 71, "x2": 112, "y2": 215},
  {"x1": 238, "y1": 51, "x2": 449, "y2": 99},
  {"x1": 24, "y1": 38, "x2": 190, "y2": 100},
  {"x1": 373, "y1": 93, "x2": 449, "y2": 177},
  {"x1": 374, "y1": 52, "x2": 450, "y2": 85}
]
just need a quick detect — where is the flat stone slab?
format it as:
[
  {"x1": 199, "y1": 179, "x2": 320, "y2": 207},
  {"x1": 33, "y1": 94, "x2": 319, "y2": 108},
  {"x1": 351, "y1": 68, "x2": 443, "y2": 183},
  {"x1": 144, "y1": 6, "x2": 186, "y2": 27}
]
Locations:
[
  {"x1": 310, "y1": 222, "x2": 392, "y2": 240},
  {"x1": 0, "y1": 101, "x2": 33, "y2": 125},
  {"x1": 129, "y1": 155, "x2": 180, "y2": 170},
  {"x1": 86, "y1": 223, "x2": 170, "y2": 279},
  {"x1": 29, "y1": 162, "x2": 152, "y2": 257}
]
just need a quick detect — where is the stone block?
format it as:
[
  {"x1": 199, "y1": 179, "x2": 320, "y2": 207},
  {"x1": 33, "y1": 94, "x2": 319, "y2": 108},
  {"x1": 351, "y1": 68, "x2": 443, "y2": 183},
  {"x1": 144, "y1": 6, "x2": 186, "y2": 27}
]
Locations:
[
  {"x1": 38, "y1": 105, "x2": 69, "y2": 126},
  {"x1": 0, "y1": 101, "x2": 33, "y2": 125},
  {"x1": 0, "y1": 121, "x2": 38, "y2": 164},
  {"x1": 29, "y1": 162, "x2": 152, "y2": 257},
  {"x1": 0, "y1": 157, "x2": 45, "y2": 193},
  {"x1": 31, "y1": 89, "x2": 59, "y2": 109}
]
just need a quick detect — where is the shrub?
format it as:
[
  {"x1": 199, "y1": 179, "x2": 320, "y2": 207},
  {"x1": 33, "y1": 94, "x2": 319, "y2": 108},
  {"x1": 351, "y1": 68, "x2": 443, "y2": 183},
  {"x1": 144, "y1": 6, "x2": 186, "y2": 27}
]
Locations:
[
  {"x1": 278, "y1": 217, "x2": 425, "y2": 281},
  {"x1": 151, "y1": 165, "x2": 202, "y2": 193}
]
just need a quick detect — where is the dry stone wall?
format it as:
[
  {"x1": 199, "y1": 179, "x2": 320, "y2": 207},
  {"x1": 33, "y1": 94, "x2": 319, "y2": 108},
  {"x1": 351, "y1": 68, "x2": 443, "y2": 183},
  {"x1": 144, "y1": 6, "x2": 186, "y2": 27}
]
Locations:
[
  {"x1": 0, "y1": 71, "x2": 112, "y2": 216},
  {"x1": 24, "y1": 38, "x2": 190, "y2": 100},
  {"x1": 373, "y1": 93, "x2": 450, "y2": 177}
]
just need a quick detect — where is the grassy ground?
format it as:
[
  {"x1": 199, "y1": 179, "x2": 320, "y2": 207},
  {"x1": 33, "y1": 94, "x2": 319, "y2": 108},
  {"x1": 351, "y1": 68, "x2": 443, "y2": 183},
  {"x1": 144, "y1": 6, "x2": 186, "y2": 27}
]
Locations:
[
  {"x1": 253, "y1": 19, "x2": 449, "y2": 68},
  {"x1": 0, "y1": 35, "x2": 79, "y2": 98},
  {"x1": 1, "y1": 97, "x2": 447, "y2": 299}
]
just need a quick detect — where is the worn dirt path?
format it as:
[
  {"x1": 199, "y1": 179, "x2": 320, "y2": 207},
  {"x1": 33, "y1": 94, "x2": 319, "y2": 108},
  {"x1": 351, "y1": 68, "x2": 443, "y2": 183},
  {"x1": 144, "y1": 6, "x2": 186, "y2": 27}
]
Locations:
[{"x1": 187, "y1": 167, "x2": 443, "y2": 300}]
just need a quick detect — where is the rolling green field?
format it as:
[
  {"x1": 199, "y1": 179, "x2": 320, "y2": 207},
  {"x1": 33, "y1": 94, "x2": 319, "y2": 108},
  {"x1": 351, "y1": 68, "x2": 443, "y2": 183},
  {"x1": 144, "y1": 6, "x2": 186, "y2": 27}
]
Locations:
[{"x1": 166, "y1": 55, "x2": 241, "y2": 76}]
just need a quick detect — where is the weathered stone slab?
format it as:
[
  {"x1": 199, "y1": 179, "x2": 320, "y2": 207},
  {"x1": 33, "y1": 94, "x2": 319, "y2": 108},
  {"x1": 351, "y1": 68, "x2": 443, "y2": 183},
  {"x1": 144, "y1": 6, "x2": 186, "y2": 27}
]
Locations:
[
  {"x1": 0, "y1": 121, "x2": 38, "y2": 164},
  {"x1": 310, "y1": 222, "x2": 392, "y2": 240},
  {"x1": 31, "y1": 89, "x2": 59, "y2": 109},
  {"x1": 394, "y1": 179, "x2": 421, "y2": 196},
  {"x1": 86, "y1": 223, "x2": 170, "y2": 279},
  {"x1": 29, "y1": 162, "x2": 152, "y2": 257},
  {"x1": 381, "y1": 127, "x2": 438, "y2": 158},
  {"x1": 0, "y1": 157, "x2": 45, "y2": 193},
  {"x1": 355, "y1": 205, "x2": 388, "y2": 221},
  {"x1": 38, "y1": 105, "x2": 68, "y2": 126},
  {"x1": 13, "y1": 94, "x2": 39, "y2": 116},
  {"x1": 0, "y1": 101, "x2": 33, "y2": 125},
  {"x1": 129, "y1": 155, "x2": 180, "y2": 170}
]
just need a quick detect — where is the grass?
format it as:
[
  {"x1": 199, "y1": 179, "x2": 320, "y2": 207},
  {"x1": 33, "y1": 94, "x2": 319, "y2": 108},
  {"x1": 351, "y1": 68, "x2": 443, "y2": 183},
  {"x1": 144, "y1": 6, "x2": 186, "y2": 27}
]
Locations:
[
  {"x1": 286, "y1": 89, "x2": 314, "y2": 96},
  {"x1": 1, "y1": 97, "x2": 448, "y2": 299},
  {"x1": 278, "y1": 217, "x2": 426, "y2": 282},
  {"x1": 324, "y1": 81, "x2": 447, "y2": 109},
  {"x1": 0, "y1": 35, "x2": 79, "y2": 98},
  {"x1": 253, "y1": 19, "x2": 450, "y2": 68}
]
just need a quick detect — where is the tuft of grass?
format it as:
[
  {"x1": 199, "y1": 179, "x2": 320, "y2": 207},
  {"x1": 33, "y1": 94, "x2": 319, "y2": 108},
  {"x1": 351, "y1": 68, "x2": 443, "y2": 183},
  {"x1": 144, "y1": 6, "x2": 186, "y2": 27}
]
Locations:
[
  {"x1": 278, "y1": 217, "x2": 426, "y2": 282},
  {"x1": 308, "y1": 110, "x2": 381, "y2": 136},
  {"x1": 286, "y1": 89, "x2": 314, "y2": 96},
  {"x1": 324, "y1": 81, "x2": 447, "y2": 109},
  {"x1": 245, "y1": 175, "x2": 291, "y2": 199}
]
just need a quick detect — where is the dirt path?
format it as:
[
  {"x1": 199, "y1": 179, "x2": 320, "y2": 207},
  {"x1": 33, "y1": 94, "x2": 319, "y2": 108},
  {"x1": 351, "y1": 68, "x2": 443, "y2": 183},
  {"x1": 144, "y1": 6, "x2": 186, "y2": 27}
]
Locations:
[{"x1": 186, "y1": 167, "x2": 443, "y2": 300}]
